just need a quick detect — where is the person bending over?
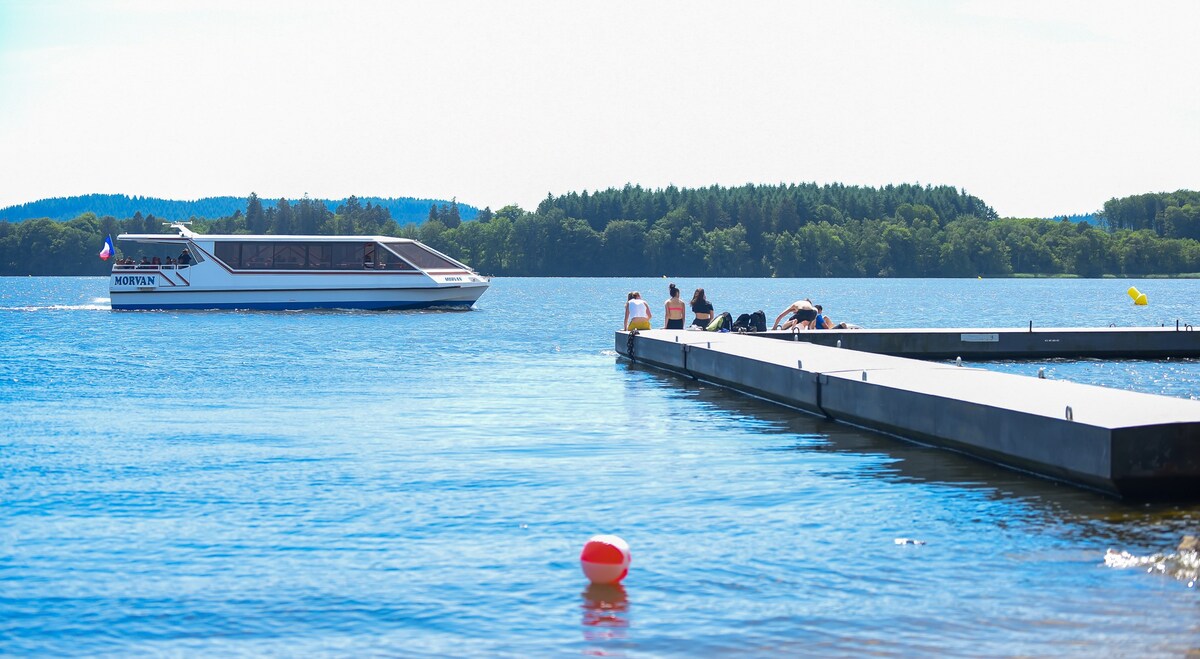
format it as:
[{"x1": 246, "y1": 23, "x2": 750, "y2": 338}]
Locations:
[
  {"x1": 624, "y1": 291, "x2": 652, "y2": 331},
  {"x1": 772, "y1": 298, "x2": 817, "y2": 330}
]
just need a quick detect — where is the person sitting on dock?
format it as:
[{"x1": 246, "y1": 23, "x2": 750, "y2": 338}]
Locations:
[
  {"x1": 690, "y1": 288, "x2": 714, "y2": 328},
  {"x1": 624, "y1": 292, "x2": 652, "y2": 331},
  {"x1": 772, "y1": 299, "x2": 817, "y2": 330},
  {"x1": 664, "y1": 283, "x2": 686, "y2": 329},
  {"x1": 812, "y1": 305, "x2": 834, "y2": 330}
]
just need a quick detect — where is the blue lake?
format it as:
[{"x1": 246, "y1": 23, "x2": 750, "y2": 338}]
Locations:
[{"x1": 1, "y1": 276, "x2": 1198, "y2": 656}]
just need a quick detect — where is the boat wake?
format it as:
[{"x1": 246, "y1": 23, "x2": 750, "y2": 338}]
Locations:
[
  {"x1": 3, "y1": 301, "x2": 111, "y2": 312},
  {"x1": 1104, "y1": 538, "x2": 1199, "y2": 587}
]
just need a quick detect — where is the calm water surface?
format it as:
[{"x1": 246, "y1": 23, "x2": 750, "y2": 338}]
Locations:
[{"x1": 1, "y1": 277, "x2": 1198, "y2": 656}]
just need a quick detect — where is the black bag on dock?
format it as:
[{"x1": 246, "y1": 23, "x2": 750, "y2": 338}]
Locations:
[{"x1": 750, "y1": 310, "x2": 767, "y2": 333}]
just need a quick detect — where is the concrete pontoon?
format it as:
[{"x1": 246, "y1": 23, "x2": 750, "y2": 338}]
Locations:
[
  {"x1": 615, "y1": 329, "x2": 1200, "y2": 500},
  {"x1": 761, "y1": 325, "x2": 1200, "y2": 359}
]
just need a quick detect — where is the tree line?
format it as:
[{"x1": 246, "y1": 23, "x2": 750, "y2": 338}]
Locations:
[
  {"x1": 420, "y1": 184, "x2": 1200, "y2": 277},
  {"x1": 2, "y1": 185, "x2": 1199, "y2": 277},
  {"x1": 1100, "y1": 190, "x2": 1200, "y2": 239},
  {"x1": 0, "y1": 193, "x2": 478, "y2": 225}
]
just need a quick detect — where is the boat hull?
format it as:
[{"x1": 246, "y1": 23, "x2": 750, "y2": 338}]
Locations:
[{"x1": 110, "y1": 283, "x2": 488, "y2": 311}]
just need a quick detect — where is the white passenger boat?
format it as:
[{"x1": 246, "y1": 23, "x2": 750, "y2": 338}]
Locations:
[{"x1": 109, "y1": 223, "x2": 489, "y2": 310}]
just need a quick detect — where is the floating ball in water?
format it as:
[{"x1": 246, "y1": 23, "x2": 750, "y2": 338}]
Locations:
[{"x1": 580, "y1": 535, "x2": 630, "y2": 584}]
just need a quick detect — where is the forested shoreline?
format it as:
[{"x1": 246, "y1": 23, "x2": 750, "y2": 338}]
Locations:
[
  {"x1": 0, "y1": 193, "x2": 478, "y2": 225},
  {"x1": 2, "y1": 185, "x2": 1199, "y2": 277}
]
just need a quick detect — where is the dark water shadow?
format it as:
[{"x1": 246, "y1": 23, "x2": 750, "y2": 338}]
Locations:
[{"x1": 623, "y1": 361, "x2": 1200, "y2": 552}]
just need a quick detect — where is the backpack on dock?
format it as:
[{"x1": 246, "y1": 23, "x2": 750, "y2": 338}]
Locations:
[
  {"x1": 750, "y1": 310, "x2": 767, "y2": 332},
  {"x1": 706, "y1": 311, "x2": 733, "y2": 332},
  {"x1": 732, "y1": 310, "x2": 768, "y2": 333}
]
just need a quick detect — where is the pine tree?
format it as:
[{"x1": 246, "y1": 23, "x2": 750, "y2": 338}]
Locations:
[
  {"x1": 445, "y1": 197, "x2": 462, "y2": 229},
  {"x1": 246, "y1": 192, "x2": 266, "y2": 234}
]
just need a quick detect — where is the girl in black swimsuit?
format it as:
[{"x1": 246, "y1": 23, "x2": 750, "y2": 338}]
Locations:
[{"x1": 690, "y1": 288, "x2": 714, "y2": 328}]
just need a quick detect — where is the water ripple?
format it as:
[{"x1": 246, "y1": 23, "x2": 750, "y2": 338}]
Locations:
[{"x1": 2, "y1": 276, "x2": 1199, "y2": 656}]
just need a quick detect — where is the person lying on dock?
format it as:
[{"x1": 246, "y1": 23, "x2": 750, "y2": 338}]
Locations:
[
  {"x1": 772, "y1": 299, "x2": 817, "y2": 330},
  {"x1": 813, "y1": 306, "x2": 863, "y2": 330}
]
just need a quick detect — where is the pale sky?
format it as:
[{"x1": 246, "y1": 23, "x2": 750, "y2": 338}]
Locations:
[{"x1": 1, "y1": 0, "x2": 1197, "y2": 218}]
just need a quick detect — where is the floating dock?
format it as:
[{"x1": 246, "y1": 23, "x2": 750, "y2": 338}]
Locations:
[
  {"x1": 616, "y1": 330, "x2": 1200, "y2": 499},
  {"x1": 760, "y1": 325, "x2": 1200, "y2": 359}
]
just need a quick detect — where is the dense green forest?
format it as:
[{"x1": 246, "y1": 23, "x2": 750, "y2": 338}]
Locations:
[
  {"x1": 1100, "y1": 190, "x2": 1200, "y2": 238},
  {"x1": 0, "y1": 193, "x2": 477, "y2": 225},
  {"x1": 413, "y1": 184, "x2": 1198, "y2": 277},
  {"x1": 2, "y1": 185, "x2": 1199, "y2": 277}
]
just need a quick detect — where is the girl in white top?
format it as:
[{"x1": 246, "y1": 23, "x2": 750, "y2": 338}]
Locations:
[{"x1": 623, "y1": 291, "x2": 652, "y2": 330}]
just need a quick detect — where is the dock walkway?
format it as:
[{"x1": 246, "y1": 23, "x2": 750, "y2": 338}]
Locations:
[
  {"x1": 759, "y1": 325, "x2": 1200, "y2": 359},
  {"x1": 616, "y1": 329, "x2": 1200, "y2": 499}
]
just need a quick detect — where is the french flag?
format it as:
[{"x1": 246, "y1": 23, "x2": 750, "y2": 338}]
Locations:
[{"x1": 99, "y1": 235, "x2": 114, "y2": 260}]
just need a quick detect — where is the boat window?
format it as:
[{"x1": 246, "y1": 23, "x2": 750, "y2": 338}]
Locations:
[
  {"x1": 377, "y1": 245, "x2": 417, "y2": 271},
  {"x1": 243, "y1": 243, "x2": 274, "y2": 269},
  {"x1": 332, "y1": 243, "x2": 368, "y2": 269},
  {"x1": 307, "y1": 243, "x2": 332, "y2": 269},
  {"x1": 211, "y1": 241, "x2": 418, "y2": 270},
  {"x1": 215, "y1": 242, "x2": 241, "y2": 268},
  {"x1": 272, "y1": 243, "x2": 306, "y2": 269},
  {"x1": 386, "y1": 242, "x2": 463, "y2": 270}
]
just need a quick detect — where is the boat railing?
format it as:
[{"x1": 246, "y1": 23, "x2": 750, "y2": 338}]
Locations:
[{"x1": 112, "y1": 263, "x2": 191, "y2": 271}]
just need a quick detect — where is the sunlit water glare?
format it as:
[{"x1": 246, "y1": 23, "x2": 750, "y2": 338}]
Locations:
[{"x1": 1, "y1": 276, "x2": 1198, "y2": 656}]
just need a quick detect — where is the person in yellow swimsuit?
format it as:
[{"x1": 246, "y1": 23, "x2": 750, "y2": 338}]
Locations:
[
  {"x1": 664, "y1": 283, "x2": 686, "y2": 329},
  {"x1": 624, "y1": 291, "x2": 652, "y2": 330}
]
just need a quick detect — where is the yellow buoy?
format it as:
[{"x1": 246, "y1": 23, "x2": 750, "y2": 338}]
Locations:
[{"x1": 1127, "y1": 286, "x2": 1148, "y2": 305}]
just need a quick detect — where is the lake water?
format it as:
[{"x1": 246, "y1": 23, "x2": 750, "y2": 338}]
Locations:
[{"x1": 1, "y1": 276, "x2": 1198, "y2": 656}]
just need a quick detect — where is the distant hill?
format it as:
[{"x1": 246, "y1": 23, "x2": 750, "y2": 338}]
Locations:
[{"x1": 0, "y1": 193, "x2": 480, "y2": 225}]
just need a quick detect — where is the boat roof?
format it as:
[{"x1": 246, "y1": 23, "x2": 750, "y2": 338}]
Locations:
[{"x1": 116, "y1": 232, "x2": 417, "y2": 243}]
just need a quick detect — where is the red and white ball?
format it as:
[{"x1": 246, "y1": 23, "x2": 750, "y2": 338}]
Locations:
[{"x1": 580, "y1": 534, "x2": 631, "y2": 584}]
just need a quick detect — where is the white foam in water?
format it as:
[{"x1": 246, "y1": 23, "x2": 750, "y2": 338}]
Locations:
[
  {"x1": 3, "y1": 301, "x2": 110, "y2": 312},
  {"x1": 1104, "y1": 548, "x2": 1199, "y2": 587},
  {"x1": 49, "y1": 303, "x2": 110, "y2": 311}
]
